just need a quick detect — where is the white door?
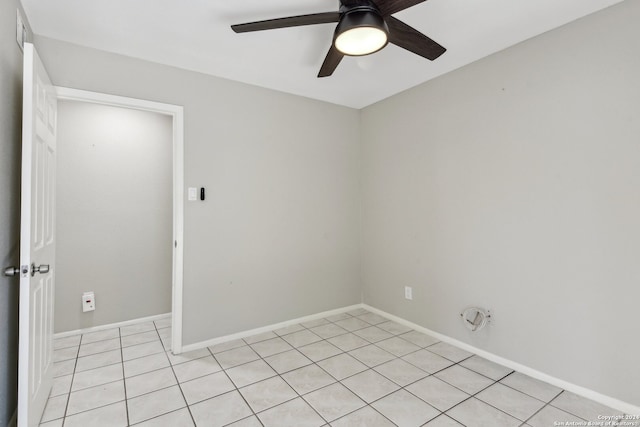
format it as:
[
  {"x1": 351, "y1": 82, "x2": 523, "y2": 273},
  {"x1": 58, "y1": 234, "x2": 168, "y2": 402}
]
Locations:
[{"x1": 18, "y1": 43, "x2": 57, "y2": 427}]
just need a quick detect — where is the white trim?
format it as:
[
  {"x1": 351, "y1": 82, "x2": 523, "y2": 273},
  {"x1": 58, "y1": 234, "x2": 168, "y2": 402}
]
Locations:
[
  {"x1": 171, "y1": 107, "x2": 184, "y2": 354},
  {"x1": 362, "y1": 304, "x2": 640, "y2": 416},
  {"x1": 53, "y1": 313, "x2": 171, "y2": 339},
  {"x1": 55, "y1": 87, "x2": 181, "y2": 116},
  {"x1": 180, "y1": 304, "x2": 364, "y2": 353},
  {"x1": 53, "y1": 86, "x2": 184, "y2": 352}
]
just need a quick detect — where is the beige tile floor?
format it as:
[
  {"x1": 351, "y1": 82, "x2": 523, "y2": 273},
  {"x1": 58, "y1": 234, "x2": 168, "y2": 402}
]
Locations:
[{"x1": 41, "y1": 309, "x2": 628, "y2": 427}]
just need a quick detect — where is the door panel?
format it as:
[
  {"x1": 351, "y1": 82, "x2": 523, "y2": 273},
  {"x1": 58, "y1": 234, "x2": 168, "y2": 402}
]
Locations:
[{"x1": 18, "y1": 42, "x2": 56, "y2": 427}]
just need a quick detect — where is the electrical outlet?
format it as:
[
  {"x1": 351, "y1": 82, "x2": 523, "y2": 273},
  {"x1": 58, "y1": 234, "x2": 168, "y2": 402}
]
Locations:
[
  {"x1": 82, "y1": 292, "x2": 95, "y2": 312},
  {"x1": 404, "y1": 286, "x2": 413, "y2": 300}
]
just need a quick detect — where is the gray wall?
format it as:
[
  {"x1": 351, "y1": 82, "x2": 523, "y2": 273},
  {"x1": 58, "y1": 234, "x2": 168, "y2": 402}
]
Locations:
[
  {"x1": 34, "y1": 36, "x2": 362, "y2": 344},
  {"x1": 0, "y1": 2, "x2": 32, "y2": 424},
  {"x1": 361, "y1": 0, "x2": 640, "y2": 406},
  {"x1": 55, "y1": 101, "x2": 173, "y2": 332},
  {"x1": 30, "y1": 0, "x2": 639, "y2": 407}
]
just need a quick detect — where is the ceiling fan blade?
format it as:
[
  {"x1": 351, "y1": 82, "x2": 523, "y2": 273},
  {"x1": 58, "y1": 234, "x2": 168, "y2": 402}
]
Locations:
[
  {"x1": 386, "y1": 16, "x2": 446, "y2": 60},
  {"x1": 318, "y1": 45, "x2": 344, "y2": 78},
  {"x1": 232, "y1": 12, "x2": 340, "y2": 33},
  {"x1": 372, "y1": 0, "x2": 426, "y2": 17}
]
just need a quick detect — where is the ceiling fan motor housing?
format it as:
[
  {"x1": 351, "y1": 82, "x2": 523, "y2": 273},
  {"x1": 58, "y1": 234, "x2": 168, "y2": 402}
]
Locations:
[{"x1": 338, "y1": 0, "x2": 382, "y2": 13}]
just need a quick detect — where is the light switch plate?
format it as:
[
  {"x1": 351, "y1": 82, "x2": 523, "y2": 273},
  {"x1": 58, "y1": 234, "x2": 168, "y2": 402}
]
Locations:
[{"x1": 188, "y1": 187, "x2": 197, "y2": 201}]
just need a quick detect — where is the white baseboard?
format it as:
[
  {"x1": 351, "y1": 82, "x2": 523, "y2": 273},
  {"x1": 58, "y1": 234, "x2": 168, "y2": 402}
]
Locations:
[
  {"x1": 53, "y1": 312, "x2": 171, "y2": 339},
  {"x1": 79, "y1": 303, "x2": 638, "y2": 415},
  {"x1": 180, "y1": 304, "x2": 364, "y2": 353},
  {"x1": 362, "y1": 304, "x2": 640, "y2": 416}
]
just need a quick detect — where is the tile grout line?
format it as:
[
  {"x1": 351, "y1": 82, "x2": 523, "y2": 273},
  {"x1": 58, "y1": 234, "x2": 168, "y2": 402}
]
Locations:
[
  {"x1": 205, "y1": 346, "x2": 260, "y2": 422},
  {"x1": 212, "y1": 310, "x2": 407, "y2": 425},
  {"x1": 433, "y1": 374, "x2": 544, "y2": 427},
  {"x1": 51, "y1": 311, "x2": 465, "y2": 425},
  {"x1": 544, "y1": 390, "x2": 591, "y2": 423},
  {"x1": 209, "y1": 342, "x2": 283, "y2": 426},
  {"x1": 398, "y1": 355, "x2": 540, "y2": 426},
  {"x1": 61, "y1": 313, "x2": 423, "y2": 424},
  {"x1": 155, "y1": 319, "x2": 199, "y2": 427},
  {"x1": 49, "y1": 309, "x2": 597, "y2": 426},
  {"x1": 53, "y1": 322, "x2": 173, "y2": 426},
  {"x1": 50, "y1": 315, "x2": 369, "y2": 425},
  {"x1": 241, "y1": 311, "x2": 521, "y2": 426},
  {"x1": 117, "y1": 321, "x2": 182, "y2": 426},
  {"x1": 298, "y1": 310, "x2": 406, "y2": 425},
  {"x1": 520, "y1": 400, "x2": 552, "y2": 427},
  {"x1": 219, "y1": 311, "x2": 394, "y2": 423},
  {"x1": 209, "y1": 312, "x2": 367, "y2": 425},
  {"x1": 53, "y1": 330, "x2": 124, "y2": 425},
  {"x1": 117, "y1": 326, "x2": 129, "y2": 427},
  {"x1": 58, "y1": 334, "x2": 80, "y2": 425}
]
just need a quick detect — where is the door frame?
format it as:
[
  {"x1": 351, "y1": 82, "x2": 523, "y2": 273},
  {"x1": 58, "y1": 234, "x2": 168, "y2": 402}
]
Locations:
[{"x1": 55, "y1": 87, "x2": 185, "y2": 353}]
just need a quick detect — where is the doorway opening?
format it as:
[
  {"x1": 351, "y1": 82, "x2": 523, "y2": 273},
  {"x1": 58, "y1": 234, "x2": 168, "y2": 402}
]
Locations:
[{"x1": 55, "y1": 87, "x2": 184, "y2": 353}]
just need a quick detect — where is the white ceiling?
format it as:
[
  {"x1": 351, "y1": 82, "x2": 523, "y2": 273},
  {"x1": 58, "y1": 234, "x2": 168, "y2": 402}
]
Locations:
[{"x1": 22, "y1": 0, "x2": 623, "y2": 109}]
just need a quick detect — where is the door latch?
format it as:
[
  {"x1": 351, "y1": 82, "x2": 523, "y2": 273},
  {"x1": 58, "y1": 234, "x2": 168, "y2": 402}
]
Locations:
[{"x1": 31, "y1": 263, "x2": 50, "y2": 276}]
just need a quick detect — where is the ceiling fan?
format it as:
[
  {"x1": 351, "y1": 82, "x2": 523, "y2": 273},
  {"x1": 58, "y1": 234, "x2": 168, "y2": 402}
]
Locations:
[{"x1": 231, "y1": 0, "x2": 446, "y2": 78}]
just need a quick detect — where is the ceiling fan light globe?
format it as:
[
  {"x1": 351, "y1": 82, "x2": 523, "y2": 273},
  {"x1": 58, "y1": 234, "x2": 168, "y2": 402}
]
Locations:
[
  {"x1": 334, "y1": 9, "x2": 389, "y2": 56},
  {"x1": 335, "y1": 26, "x2": 388, "y2": 56}
]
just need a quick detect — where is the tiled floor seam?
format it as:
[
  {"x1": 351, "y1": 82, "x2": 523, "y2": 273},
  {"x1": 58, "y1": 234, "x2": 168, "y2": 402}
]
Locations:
[
  {"x1": 209, "y1": 313, "x2": 366, "y2": 425},
  {"x1": 421, "y1": 361, "x2": 538, "y2": 426},
  {"x1": 223, "y1": 365, "x2": 263, "y2": 422},
  {"x1": 445, "y1": 391, "x2": 538, "y2": 426},
  {"x1": 363, "y1": 341, "x2": 534, "y2": 426},
  {"x1": 202, "y1": 343, "x2": 273, "y2": 425},
  {"x1": 54, "y1": 338, "x2": 80, "y2": 423},
  {"x1": 547, "y1": 391, "x2": 592, "y2": 422},
  {"x1": 168, "y1": 352, "x2": 198, "y2": 426},
  {"x1": 520, "y1": 402, "x2": 551, "y2": 426},
  {"x1": 242, "y1": 316, "x2": 412, "y2": 395},
  {"x1": 117, "y1": 327, "x2": 131, "y2": 427},
  {"x1": 234, "y1": 321, "x2": 416, "y2": 425},
  {"x1": 69, "y1": 377, "x2": 123, "y2": 394},
  {"x1": 330, "y1": 403, "x2": 399, "y2": 427},
  {"x1": 64, "y1": 398, "x2": 128, "y2": 423},
  {"x1": 50, "y1": 309, "x2": 620, "y2": 427},
  {"x1": 221, "y1": 344, "x2": 330, "y2": 425},
  {"x1": 49, "y1": 311, "x2": 419, "y2": 425}
]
